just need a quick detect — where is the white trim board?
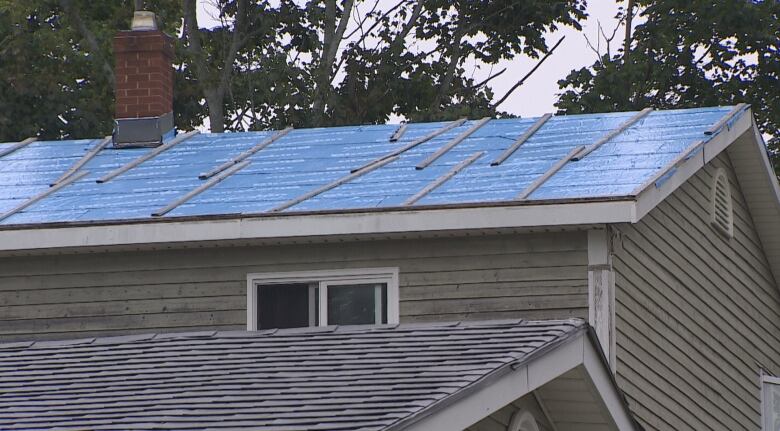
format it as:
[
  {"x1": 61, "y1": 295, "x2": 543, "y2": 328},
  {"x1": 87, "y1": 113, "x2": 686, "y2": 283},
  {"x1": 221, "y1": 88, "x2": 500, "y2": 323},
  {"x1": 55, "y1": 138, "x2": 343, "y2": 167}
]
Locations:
[
  {"x1": 395, "y1": 329, "x2": 637, "y2": 431},
  {"x1": 0, "y1": 200, "x2": 636, "y2": 252},
  {"x1": 633, "y1": 109, "x2": 753, "y2": 221}
]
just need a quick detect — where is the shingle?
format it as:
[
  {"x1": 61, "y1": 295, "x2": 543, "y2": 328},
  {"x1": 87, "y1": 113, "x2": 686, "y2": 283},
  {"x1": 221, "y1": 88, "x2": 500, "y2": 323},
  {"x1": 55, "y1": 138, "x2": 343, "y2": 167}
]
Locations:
[
  {"x1": 0, "y1": 106, "x2": 741, "y2": 226},
  {"x1": 0, "y1": 318, "x2": 586, "y2": 430}
]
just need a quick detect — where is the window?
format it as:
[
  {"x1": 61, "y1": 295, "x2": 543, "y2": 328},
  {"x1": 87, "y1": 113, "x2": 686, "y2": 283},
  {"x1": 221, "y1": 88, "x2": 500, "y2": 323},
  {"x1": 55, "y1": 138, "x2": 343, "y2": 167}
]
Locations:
[
  {"x1": 763, "y1": 375, "x2": 780, "y2": 431},
  {"x1": 710, "y1": 168, "x2": 734, "y2": 238},
  {"x1": 247, "y1": 268, "x2": 399, "y2": 330}
]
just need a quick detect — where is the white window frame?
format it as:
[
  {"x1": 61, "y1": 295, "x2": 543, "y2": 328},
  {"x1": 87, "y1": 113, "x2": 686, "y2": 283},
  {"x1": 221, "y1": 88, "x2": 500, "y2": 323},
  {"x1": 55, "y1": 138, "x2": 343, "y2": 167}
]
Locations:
[
  {"x1": 762, "y1": 374, "x2": 780, "y2": 431},
  {"x1": 246, "y1": 267, "x2": 399, "y2": 330}
]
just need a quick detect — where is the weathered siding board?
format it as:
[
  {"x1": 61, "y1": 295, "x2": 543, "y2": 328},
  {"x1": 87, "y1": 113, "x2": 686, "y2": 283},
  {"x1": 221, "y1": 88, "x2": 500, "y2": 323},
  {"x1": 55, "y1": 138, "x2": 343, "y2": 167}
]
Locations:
[
  {"x1": 614, "y1": 152, "x2": 780, "y2": 431},
  {"x1": 0, "y1": 232, "x2": 588, "y2": 341}
]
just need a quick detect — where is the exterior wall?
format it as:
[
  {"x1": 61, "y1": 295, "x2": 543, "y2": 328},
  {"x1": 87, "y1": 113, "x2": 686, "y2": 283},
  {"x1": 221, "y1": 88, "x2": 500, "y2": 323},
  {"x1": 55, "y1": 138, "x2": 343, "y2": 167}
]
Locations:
[
  {"x1": 0, "y1": 231, "x2": 588, "y2": 341},
  {"x1": 465, "y1": 392, "x2": 553, "y2": 431},
  {"x1": 613, "y1": 152, "x2": 780, "y2": 430}
]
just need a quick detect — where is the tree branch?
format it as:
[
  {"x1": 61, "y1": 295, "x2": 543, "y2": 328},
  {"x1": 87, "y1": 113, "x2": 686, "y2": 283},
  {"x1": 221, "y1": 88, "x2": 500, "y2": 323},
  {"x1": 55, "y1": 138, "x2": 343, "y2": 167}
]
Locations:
[
  {"x1": 182, "y1": 0, "x2": 209, "y2": 82},
  {"x1": 430, "y1": 21, "x2": 465, "y2": 115},
  {"x1": 58, "y1": 0, "x2": 115, "y2": 86},
  {"x1": 623, "y1": 0, "x2": 634, "y2": 63},
  {"x1": 311, "y1": 0, "x2": 356, "y2": 125},
  {"x1": 471, "y1": 67, "x2": 506, "y2": 89},
  {"x1": 492, "y1": 36, "x2": 565, "y2": 109}
]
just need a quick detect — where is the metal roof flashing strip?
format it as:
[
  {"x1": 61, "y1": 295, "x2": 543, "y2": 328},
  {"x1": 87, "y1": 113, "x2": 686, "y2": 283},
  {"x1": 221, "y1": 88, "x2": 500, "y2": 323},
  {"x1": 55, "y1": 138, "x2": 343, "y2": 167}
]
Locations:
[
  {"x1": 491, "y1": 113, "x2": 552, "y2": 166},
  {"x1": 404, "y1": 151, "x2": 485, "y2": 205},
  {"x1": 0, "y1": 170, "x2": 90, "y2": 223},
  {"x1": 272, "y1": 156, "x2": 400, "y2": 212},
  {"x1": 415, "y1": 117, "x2": 491, "y2": 170},
  {"x1": 516, "y1": 145, "x2": 586, "y2": 200},
  {"x1": 572, "y1": 107, "x2": 653, "y2": 161},
  {"x1": 351, "y1": 118, "x2": 467, "y2": 173},
  {"x1": 0, "y1": 137, "x2": 37, "y2": 159},
  {"x1": 630, "y1": 140, "x2": 705, "y2": 195},
  {"x1": 153, "y1": 160, "x2": 251, "y2": 217},
  {"x1": 51, "y1": 136, "x2": 111, "y2": 187},
  {"x1": 199, "y1": 127, "x2": 293, "y2": 180},
  {"x1": 96, "y1": 130, "x2": 199, "y2": 184},
  {"x1": 704, "y1": 103, "x2": 749, "y2": 136}
]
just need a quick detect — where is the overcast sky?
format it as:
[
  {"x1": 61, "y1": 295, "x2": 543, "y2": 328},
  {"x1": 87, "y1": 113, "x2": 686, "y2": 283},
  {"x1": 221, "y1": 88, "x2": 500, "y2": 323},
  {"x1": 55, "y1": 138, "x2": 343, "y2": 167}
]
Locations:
[{"x1": 197, "y1": 1, "x2": 629, "y2": 119}]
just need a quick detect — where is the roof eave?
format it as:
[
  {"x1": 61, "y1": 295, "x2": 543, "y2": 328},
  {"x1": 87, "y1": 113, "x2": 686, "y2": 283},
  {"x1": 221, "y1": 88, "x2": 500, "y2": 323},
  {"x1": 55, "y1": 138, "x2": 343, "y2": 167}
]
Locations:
[
  {"x1": 387, "y1": 325, "x2": 639, "y2": 431},
  {"x1": 0, "y1": 198, "x2": 638, "y2": 253}
]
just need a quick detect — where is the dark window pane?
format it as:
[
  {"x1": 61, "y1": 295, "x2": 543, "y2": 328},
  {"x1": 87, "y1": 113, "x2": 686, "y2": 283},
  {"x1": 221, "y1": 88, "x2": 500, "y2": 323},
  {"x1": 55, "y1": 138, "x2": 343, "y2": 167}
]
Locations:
[
  {"x1": 257, "y1": 284, "x2": 310, "y2": 329},
  {"x1": 381, "y1": 285, "x2": 388, "y2": 324},
  {"x1": 327, "y1": 284, "x2": 383, "y2": 325}
]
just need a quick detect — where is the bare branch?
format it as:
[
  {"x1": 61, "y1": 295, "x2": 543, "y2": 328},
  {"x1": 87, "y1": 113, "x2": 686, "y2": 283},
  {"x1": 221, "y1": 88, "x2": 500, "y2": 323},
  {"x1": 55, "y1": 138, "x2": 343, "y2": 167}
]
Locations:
[
  {"x1": 470, "y1": 68, "x2": 506, "y2": 90},
  {"x1": 344, "y1": 0, "x2": 381, "y2": 40},
  {"x1": 492, "y1": 36, "x2": 566, "y2": 109}
]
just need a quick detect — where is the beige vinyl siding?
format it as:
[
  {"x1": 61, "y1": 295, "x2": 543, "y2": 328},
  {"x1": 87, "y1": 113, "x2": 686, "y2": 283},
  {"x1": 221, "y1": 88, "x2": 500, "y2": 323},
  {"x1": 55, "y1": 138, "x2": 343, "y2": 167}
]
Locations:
[
  {"x1": 613, "y1": 152, "x2": 780, "y2": 430},
  {"x1": 0, "y1": 231, "x2": 588, "y2": 341},
  {"x1": 465, "y1": 392, "x2": 553, "y2": 431}
]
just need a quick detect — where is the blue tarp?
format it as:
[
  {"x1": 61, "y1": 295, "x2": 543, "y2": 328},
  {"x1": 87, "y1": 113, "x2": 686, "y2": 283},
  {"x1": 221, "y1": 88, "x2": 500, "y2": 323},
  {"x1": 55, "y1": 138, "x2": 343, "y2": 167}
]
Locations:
[{"x1": 0, "y1": 106, "x2": 740, "y2": 225}]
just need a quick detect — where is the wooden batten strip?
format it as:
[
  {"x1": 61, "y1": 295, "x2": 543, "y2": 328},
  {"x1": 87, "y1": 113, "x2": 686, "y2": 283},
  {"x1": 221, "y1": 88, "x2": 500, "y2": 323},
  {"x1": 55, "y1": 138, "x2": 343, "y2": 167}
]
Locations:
[
  {"x1": 704, "y1": 103, "x2": 749, "y2": 135},
  {"x1": 272, "y1": 156, "x2": 400, "y2": 212},
  {"x1": 630, "y1": 140, "x2": 705, "y2": 195},
  {"x1": 573, "y1": 107, "x2": 653, "y2": 161},
  {"x1": 389, "y1": 123, "x2": 408, "y2": 142},
  {"x1": 351, "y1": 118, "x2": 467, "y2": 173},
  {"x1": 51, "y1": 136, "x2": 111, "y2": 186},
  {"x1": 404, "y1": 151, "x2": 485, "y2": 206},
  {"x1": 516, "y1": 145, "x2": 585, "y2": 200},
  {"x1": 0, "y1": 170, "x2": 90, "y2": 222},
  {"x1": 491, "y1": 113, "x2": 552, "y2": 166},
  {"x1": 153, "y1": 160, "x2": 251, "y2": 217},
  {"x1": 97, "y1": 130, "x2": 199, "y2": 184},
  {"x1": 199, "y1": 127, "x2": 293, "y2": 180},
  {"x1": 416, "y1": 117, "x2": 491, "y2": 170},
  {"x1": 0, "y1": 137, "x2": 38, "y2": 159}
]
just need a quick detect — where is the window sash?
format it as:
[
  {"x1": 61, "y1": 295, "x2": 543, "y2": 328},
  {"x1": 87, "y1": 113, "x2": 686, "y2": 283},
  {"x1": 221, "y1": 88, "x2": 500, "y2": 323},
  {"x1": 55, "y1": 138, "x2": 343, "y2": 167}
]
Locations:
[{"x1": 247, "y1": 268, "x2": 399, "y2": 330}]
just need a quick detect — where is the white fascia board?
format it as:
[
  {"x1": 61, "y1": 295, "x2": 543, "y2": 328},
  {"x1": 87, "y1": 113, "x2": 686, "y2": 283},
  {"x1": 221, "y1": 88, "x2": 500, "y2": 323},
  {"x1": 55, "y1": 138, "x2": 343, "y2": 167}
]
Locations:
[
  {"x1": 747, "y1": 119, "x2": 780, "y2": 211},
  {"x1": 401, "y1": 332, "x2": 638, "y2": 431},
  {"x1": 634, "y1": 109, "x2": 753, "y2": 221},
  {"x1": 582, "y1": 336, "x2": 639, "y2": 431},
  {"x1": 0, "y1": 200, "x2": 635, "y2": 252}
]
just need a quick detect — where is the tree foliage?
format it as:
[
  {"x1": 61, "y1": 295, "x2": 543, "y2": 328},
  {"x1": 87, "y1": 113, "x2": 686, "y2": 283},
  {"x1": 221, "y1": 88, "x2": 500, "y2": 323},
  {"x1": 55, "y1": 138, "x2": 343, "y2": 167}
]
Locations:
[
  {"x1": 556, "y1": 0, "x2": 780, "y2": 169},
  {"x1": 0, "y1": 0, "x2": 586, "y2": 140}
]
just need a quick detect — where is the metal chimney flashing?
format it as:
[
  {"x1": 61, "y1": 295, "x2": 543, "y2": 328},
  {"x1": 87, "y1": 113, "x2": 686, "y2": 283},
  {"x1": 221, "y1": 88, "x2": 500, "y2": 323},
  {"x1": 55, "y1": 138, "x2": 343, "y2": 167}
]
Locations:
[{"x1": 113, "y1": 111, "x2": 175, "y2": 148}]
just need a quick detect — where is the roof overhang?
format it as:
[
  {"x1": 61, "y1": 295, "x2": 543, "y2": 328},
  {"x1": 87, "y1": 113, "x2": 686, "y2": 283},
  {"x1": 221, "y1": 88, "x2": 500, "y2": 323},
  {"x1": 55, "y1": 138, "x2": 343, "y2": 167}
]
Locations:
[
  {"x1": 632, "y1": 107, "x2": 780, "y2": 284},
  {"x1": 390, "y1": 327, "x2": 639, "y2": 431},
  {"x1": 0, "y1": 199, "x2": 637, "y2": 253}
]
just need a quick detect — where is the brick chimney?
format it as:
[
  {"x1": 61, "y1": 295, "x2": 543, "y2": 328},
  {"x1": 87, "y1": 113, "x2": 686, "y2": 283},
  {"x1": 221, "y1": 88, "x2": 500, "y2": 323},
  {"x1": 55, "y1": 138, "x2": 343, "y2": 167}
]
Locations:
[{"x1": 113, "y1": 11, "x2": 175, "y2": 148}]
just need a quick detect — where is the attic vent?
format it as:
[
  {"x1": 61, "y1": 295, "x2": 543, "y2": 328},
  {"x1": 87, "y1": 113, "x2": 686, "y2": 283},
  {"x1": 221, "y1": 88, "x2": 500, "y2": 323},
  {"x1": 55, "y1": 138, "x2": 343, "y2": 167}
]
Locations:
[{"x1": 710, "y1": 168, "x2": 733, "y2": 238}]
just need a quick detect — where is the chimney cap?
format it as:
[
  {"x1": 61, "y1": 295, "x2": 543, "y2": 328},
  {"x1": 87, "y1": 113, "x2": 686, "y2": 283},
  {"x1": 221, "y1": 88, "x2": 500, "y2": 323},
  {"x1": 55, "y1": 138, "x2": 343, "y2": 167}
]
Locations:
[{"x1": 131, "y1": 11, "x2": 159, "y2": 31}]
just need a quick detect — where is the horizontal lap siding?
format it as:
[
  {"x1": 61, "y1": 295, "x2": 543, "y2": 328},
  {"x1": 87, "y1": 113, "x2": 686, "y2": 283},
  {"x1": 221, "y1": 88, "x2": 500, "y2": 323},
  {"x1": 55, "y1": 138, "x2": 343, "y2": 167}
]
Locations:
[
  {"x1": 614, "y1": 153, "x2": 780, "y2": 430},
  {"x1": 0, "y1": 231, "x2": 588, "y2": 341}
]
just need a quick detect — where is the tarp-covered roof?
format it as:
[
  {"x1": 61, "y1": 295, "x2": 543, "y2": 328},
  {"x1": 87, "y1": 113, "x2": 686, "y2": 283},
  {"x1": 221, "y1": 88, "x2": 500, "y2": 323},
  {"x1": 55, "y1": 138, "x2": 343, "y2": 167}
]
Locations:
[
  {"x1": 0, "y1": 319, "x2": 586, "y2": 431},
  {"x1": 0, "y1": 106, "x2": 744, "y2": 226}
]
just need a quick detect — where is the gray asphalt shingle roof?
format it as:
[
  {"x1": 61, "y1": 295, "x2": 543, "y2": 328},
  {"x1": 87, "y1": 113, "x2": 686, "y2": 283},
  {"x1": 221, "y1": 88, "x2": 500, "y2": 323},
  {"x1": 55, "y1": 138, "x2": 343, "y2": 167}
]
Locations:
[{"x1": 0, "y1": 319, "x2": 586, "y2": 430}]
